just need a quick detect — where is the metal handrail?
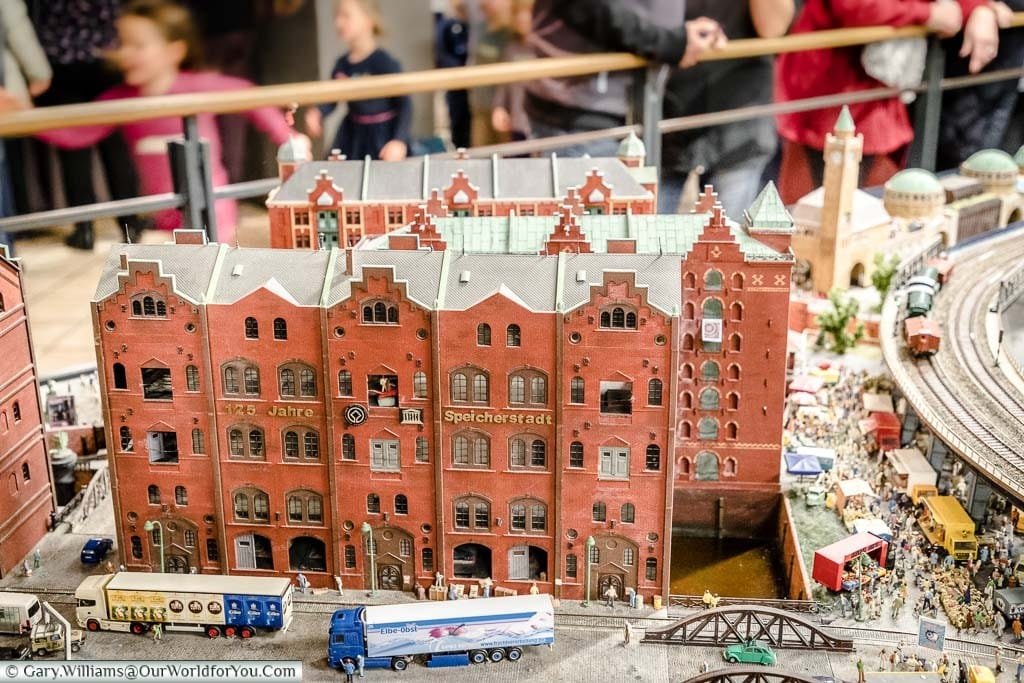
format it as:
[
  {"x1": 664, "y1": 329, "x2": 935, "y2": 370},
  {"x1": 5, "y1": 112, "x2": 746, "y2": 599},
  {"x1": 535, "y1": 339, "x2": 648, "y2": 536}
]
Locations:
[{"x1": 2, "y1": 17, "x2": 1023, "y2": 138}]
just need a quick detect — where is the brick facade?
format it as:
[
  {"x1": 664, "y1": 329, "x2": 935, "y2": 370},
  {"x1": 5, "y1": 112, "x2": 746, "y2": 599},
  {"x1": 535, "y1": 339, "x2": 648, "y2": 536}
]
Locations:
[
  {"x1": 0, "y1": 245, "x2": 55, "y2": 578},
  {"x1": 95, "y1": 184, "x2": 792, "y2": 602}
]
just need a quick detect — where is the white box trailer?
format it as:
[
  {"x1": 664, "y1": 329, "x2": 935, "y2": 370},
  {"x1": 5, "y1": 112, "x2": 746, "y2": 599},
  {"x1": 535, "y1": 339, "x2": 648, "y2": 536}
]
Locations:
[
  {"x1": 328, "y1": 594, "x2": 555, "y2": 671},
  {"x1": 0, "y1": 592, "x2": 42, "y2": 634},
  {"x1": 888, "y1": 447, "x2": 937, "y2": 493},
  {"x1": 75, "y1": 572, "x2": 293, "y2": 638}
]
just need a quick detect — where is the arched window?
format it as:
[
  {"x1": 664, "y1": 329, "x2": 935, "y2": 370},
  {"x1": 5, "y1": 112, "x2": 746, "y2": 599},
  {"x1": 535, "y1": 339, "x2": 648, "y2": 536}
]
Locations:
[
  {"x1": 342, "y1": 434, "x2": 356, "y2": 460},
  {"x1": 728, "y1": 392, "x2": 739, "y2": 410},
  {"x1": 413, "y1": 371, "x2": 428, "y2": 399},
  {"x1": 626, "y1": 311, "x2": 637, "y2": 328},
  {"x1": 698, "y1": 418, "x2": 718, "y2": 440},
  {"x1": 730, "y1": 334, "x2": 742, "y2": 352},
  {"x1": 510, "y1": 438, "x2": 526, "y2": 467},
  {"x1": 191, "y1": 428, "x2": 204, "y2": 454},
  {"x1": 374, "y1": 302, "x2": 386, "y2": 321},
  {"x1": 684, "y1": 272, "x2": 696, "y2": 288},
  {"x1": 338, "y1": 370, "x2": 353, "y2": 396},
  {"x1": 395, "y1": 494, "x2": 409, "y2": 515},
  {"x1": 704, "y1": 270, "x2": 723, "y2": 291},
  {"x1": 185, "y1": 365, "x2": 199, "y2": 392},
  {"x1": 645, "y1": 444, "x2": 661, "y2": 471},
  {"x1": 132, "y1": 300, "x2": 142, "y2": 316},
  {"x1": 600, "y1": 306, "x2": 637, "y2": 329},
  {"x1": 683, "y1": 334, "x2": 694, "y2": 351},
  {"x1": 229, "y1": 429, "x2": 244, "y2": 456},
  {"x1": 700, "y1": 388, "x2": 720, "y2": 410},
  {"x1": 683, "y1": 302, "x2": 695, "y2": 319},
  {"x1": 724, "y1": 457, "x2": 737, "y2": 476},
  {"x1": 682, "y1": 421, "x2": 692, "y2": 438},
  {"x1": 119, "y1": 426, "x2": 133, "y2": 452},
  {"x1": 304, "y1": 431, "x2": 320, "y2": 458},
  {"x1": 569, "y1": 441, "x2": 584, "y2": 468},
  {"x1": 509, "y1": 375, "x2": 525, "y2": 403},
  {"x1": 570, "y1": 376, "x2": 585, "y2": 403},
  {"x1": 592, "y1": 501, "x2": 607, "y2": 522},
  {"x1": 681, "y1": 364, "x2": 694, "y2": 380},
  {"x1": 273, "y1": 318, "x2": 287, "y2": 340},
  {"x1": 148, "y1": 484, "x2": 160, "y2": 504},
  {"x1": 531, "y1": 439, "x2": 546, "y2": 467},
  {"x1": 451, "y1": 372, "x2": 468, "y2": 402},
  {"x1": 175, "y1": 485, "x2": 188, "y2": 506},
  {"x1": 727, "y1": 422, "x2": 738, "y2": 440},
  {"x1": 599, "y1": 311, "x2": 611, "y2": 327},
  {"x1": 223, "y1": 366, "x2": 239, "y2": 394},
  {"x1": 731, "y1": 302, "x2": 743, "y2": 321},
  {"x1": 679, "y1": 457, "x2": 691, "y2": 477},
  {"x1": 453, "y1": 432, "x2": 489, "y2": 468},
  {"x1": 531, "y1": 376, "x2": 546, "y2": 404},
  {"x1": 647, "y1": 379, "x2": 663, "y2": 406},
  {"x1": 156, "y1": 301, "x2": 166, "y2": 316},
  {"x1": 728, "y1": 364, "x2": 741, "y2": 381},
  {"x1": 367, "y1": 493, "x2": 381, "y2": 513},
  {"x1": 243, "y1": 366, "x2": 260, "y2": 394},
  {"x1": 473, "y1": 374, "x2": 488, "y2": 402},
  {"x1": 284, "y1": 431, "x2": 299, "y2": 458},
  {"x1": 453, "y1": 496, "x2": 490, "y2": 530},
  {"x1": 279, "y1": 368, "x2": 295, "y2": 396},
  {"x1": 506, "y1": 324, "x2": 521, "y2": 347},
  {"x1": 731, "y1": 273, "x2": 744, "y2": 289},
  {"x1": 249, "y1": 429, "x2": 264, "y2": 457},
  {"x1": 362, "y1": 301, "x2": 399, "y2": 324},
  {"x1": 254, "y1": 492, "x2": 271, "y2": 521},
  {"x1": 681, "y1": 392, "x2": 692, "y2": 409},
  {"x1": 228, "y1": 426, "x2": 265, "y2": 459},
  {"x1": 509, "y1": 499, "x2": 547, "y2": 533},
  {"x1": 477, "y1": 323, "x2": 491, "y2": 346},
  {"x1": 612, "y1": 307, "x2": 625, "y2": 327},
  {"x1": 244, "y1": 317, "x2": 259, "y2": 339},
  {"x1": 621, "y1": 503, "x2": 635, "y2": 523},
  {"x1": 695, "y1": 451, "x2": 720, "y2": 481},
  {"x1": 509, "y1": 370, "x2": 546, "y2": 405},
  {"x1": 701, "y1": 361, "x2": 720, "y2": 381},
  {"x1": 113, "y1": 363, "x2": 127, "y2": 390},
  {"x1": 233, "y1": 492, "x2": 250, "y2": 519},
  {"x1": 300, "y1": 369, "x2": 316, "y2": 396},
  {"x1": 143, "y1": 296, "x2": 156, "y2": 316},
  {"x1": 703, "y1": 298, "x2": 723, "y2": 319}
]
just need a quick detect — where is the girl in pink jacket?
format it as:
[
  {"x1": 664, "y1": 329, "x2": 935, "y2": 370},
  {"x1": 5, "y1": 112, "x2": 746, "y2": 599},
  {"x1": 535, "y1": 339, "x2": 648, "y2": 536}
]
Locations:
[{"x1": 36, "y1": 0, "x2": 297, "y2": 245}]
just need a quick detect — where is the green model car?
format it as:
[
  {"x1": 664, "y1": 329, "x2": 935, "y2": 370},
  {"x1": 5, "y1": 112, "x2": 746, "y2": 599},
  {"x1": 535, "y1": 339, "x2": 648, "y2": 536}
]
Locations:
[{"x1": 723, "y1": 640, "x2": 777, "y2": 665}]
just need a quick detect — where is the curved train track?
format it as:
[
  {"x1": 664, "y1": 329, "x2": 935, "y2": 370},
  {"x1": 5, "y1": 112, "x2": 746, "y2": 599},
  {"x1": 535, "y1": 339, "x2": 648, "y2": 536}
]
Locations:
[{"x1": 883, "y1": 229, "x2": 1024, "y2": 500}]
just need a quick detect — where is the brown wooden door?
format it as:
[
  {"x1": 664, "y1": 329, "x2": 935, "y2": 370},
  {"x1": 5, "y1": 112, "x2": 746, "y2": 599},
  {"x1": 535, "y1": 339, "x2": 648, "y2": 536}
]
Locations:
[{"x1": 379, "y1": 564, "x2": 402, "y2": 590}]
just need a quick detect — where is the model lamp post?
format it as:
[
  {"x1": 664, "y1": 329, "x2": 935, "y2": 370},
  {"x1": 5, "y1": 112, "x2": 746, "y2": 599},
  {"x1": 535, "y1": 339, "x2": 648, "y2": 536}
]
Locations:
[
  {"x1": 360, "y1": 522, "x2": 377, "y2": 596},
  {"x1": 143, "y1": 520, "x2": 165, "y2": 573},
  {"x1": 582, "y1": 535, "x2": 596, "y2": 607}
]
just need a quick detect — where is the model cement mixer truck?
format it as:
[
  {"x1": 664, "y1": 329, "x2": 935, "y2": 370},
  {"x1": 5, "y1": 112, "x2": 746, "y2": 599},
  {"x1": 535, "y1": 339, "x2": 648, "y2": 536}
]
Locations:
[{"x1": 328, "y1": 594, "x2": 554, "y2": 671}]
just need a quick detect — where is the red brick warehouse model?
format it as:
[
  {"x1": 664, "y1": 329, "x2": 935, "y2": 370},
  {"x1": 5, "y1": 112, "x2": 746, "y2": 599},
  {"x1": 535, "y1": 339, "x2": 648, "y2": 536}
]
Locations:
[
  {"x1": 92, "y1": 180, "x2": 793, "y2": 602},
  {"x1": 0, "y1": 245, "x2": 56, "y2": 578},
  {"x1": 267, "y1": 132, "x2": 656, "y2": 249}
]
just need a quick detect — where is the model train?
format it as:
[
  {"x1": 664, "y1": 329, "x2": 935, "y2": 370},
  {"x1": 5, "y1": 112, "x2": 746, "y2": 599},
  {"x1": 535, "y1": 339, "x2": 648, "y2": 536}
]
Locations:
[{"x1": 902, "y1": 259, "x2": 951, "y2": 358}]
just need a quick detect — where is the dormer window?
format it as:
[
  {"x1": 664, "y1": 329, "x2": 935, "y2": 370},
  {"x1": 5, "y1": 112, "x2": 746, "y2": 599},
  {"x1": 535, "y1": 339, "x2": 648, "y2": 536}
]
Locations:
[
  {"x1": 599, "y1": 306, "x2": 637, "y2": 330},
  {"x1": 362, "y1": 301, "x2": 399, "y2": 324}
]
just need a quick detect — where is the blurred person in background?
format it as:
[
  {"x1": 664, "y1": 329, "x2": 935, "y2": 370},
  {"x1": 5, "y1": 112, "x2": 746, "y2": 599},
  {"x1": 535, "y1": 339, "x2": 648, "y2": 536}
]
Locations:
[
  {"x1": 526, "y1": 0, "x2": 726, "y2": 158},
  {"x1": 936, "y1": 1, "x2": 1020, "y2": 169},
  {"x1": 28, "y1": 0, "x2": 142, "y2": 250},
  {"x1": 35, "y1": 0, "x2": 297, "y2": 245},
  {"x1": 491, "y1": 0, "x2": 535, "y2": 147},
  {"x1": 468, "y1": 0, "x2": 512, "y2": 147},
  {"x1": 435, "y1": 0, "x2": 472, "y2": 149},
  {"x1": 0, "y1": 0, "x2": 51, "y2": 253},
  {"x1": 304, "y1": 0, "x2": 411, "y2": 161},
  {"x1": 774, "y1": 0, "x2": 1002, "y2": 204},
  {"x1": 659, "y1": 0, "x2": 794, "y2": 216}
]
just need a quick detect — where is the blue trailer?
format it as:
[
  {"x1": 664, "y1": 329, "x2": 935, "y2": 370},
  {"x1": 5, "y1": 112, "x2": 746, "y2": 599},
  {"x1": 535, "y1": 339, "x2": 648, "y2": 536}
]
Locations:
[{"x1": 328, "y1": 594, "x2": 554, "y2": 671}]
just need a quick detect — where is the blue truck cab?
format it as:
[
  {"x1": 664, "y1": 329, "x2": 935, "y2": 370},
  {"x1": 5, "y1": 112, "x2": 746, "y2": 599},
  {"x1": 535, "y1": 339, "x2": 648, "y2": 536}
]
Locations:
[{"x1": 328, "y1": 608, "x2": 405, "y2": 671}]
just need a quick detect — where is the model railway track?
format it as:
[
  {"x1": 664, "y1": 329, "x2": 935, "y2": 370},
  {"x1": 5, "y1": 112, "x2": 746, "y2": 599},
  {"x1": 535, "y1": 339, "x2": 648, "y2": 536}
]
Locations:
[{"x1": 891, "y1": 231, "x2": 1024, "y2": 496}]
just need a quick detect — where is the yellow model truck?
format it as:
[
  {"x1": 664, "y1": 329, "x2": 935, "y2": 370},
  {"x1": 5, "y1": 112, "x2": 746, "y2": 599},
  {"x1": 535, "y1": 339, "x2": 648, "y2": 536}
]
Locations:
[{"x1": 917, "y1": 496, "x2": 978, "y2": 561}]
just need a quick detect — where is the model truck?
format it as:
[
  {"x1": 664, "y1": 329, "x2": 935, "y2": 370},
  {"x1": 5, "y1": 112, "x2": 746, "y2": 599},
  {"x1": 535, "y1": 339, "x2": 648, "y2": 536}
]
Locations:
[
  {"x1": 0, "y1": 592, "x2": 42, "y2": 634},
  {"x1": 75, "y1": 572, "x2": 293, "y2": 639},
  {"x1": 328, "y1": 594, "x2": 555, "y2": 671}
]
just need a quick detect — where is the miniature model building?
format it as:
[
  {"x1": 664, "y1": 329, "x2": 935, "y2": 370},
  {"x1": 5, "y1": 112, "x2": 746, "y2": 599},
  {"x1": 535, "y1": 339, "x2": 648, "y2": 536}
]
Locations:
[
  {"x1": 267, "y1": 133, "x2": 656, "y2": 249},
  {"x1": 92, "y1": 183, "x2": 793, "y2": 601},
  {"x1": 0, "y1": 245, "x2": 56, "y2": 578},
  {"x1": 790, "y1": 106, "x2": 1023, "y2": 294}
]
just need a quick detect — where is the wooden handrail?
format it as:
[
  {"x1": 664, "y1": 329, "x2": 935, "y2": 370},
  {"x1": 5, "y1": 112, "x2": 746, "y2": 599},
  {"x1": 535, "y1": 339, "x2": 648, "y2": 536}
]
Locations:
[{"x1": 1, "y1": 15, "x2": 1022, "y2": 138}]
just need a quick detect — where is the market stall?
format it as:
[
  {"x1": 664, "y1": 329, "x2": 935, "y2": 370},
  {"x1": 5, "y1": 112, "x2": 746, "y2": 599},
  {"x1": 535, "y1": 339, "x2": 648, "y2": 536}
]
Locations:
[{"x1": 812, "y1": 532, "x2": 889, "y2": 591}]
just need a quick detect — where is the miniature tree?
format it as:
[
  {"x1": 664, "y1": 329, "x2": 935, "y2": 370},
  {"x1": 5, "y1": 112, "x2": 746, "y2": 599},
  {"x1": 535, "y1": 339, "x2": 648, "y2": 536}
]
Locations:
[
  {"x1": 815, "y1": 288, "x2": 864, "y2": 354},
  {"x1": 870, "y1": 252, "x2": 900, "y2": 310}
]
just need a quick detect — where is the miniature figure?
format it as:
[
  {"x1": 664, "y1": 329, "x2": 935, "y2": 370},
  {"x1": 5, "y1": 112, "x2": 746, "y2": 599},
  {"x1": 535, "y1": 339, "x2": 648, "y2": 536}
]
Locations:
[
  {"x1": 415, "y1": 583, "x2": 426, "y2": 601},
  {"x1": 603, "y1": 585, "x2": 618, "y2": 609}
]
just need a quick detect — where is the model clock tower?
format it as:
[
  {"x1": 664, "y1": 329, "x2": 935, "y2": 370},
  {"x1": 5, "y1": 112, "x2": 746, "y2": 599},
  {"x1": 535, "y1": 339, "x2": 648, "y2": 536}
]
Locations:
[{"x1": 815, "y1": 106, "x2": 864, "y2": 293}]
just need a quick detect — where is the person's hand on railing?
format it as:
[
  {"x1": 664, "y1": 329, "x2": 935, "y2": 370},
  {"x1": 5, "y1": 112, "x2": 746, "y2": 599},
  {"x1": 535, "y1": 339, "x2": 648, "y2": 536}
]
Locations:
[
  {"x1": 491, "y1": 106, "x2": 512, "y2": 134},
  {"x1": 304, "y1": 107, "x2": 323, "y2": 138},
  {"x1": 0, "y1": 87, "x2": 25, "y2": 113},
  {"x1": 28, "y1": 79, "x2": 51, "y2": 98},
  {"x1": 927, "y1": 1, "x2": 964, "y2": 38},
  {"x1": 961, "y1": 3, "x2": 1003, "y2": 73},
  {"x1": 681, "y1": 17, "x2": 728, "y2": 68},
  {"x1": 379, "y1": 139, "x2": 408, "y2": 161}
]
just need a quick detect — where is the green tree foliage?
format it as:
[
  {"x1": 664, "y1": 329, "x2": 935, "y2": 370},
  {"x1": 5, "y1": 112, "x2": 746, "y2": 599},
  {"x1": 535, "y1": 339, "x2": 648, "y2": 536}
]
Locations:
[
  {"x1": 815, "y1": 288, "x2": 864, "y2": 354},
  {"x1": 870, "y1": 252, "x2": 901, "y2": 304}
]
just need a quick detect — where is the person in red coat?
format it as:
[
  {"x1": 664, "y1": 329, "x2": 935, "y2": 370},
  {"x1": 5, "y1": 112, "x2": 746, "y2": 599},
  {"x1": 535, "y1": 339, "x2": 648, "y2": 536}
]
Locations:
[{"x1": 774, "y1": 0, "x2": 1006, "y2": 203}]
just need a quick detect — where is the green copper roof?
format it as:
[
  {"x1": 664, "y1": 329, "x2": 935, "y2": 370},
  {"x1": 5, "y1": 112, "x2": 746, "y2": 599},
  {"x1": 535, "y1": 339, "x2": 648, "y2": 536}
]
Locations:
[
  {"x1": 962, "y1": 149, "x2": 1017, "y2": 174},
  {"x1": 834, "y1": 105, "x2": 855, "y2": 133},
  {"x1": 617, "y1": 131, "x2": 646, "y2": 158},
  {"x1": 1015, "y1": 145, "x2": 1024, "y2": 169},
  {"x1": 885, "y1": 168, "x2": 943, "y2": 195},
  {"x1": 744, "y1": 181, "x2": 793, "y2": 231},
  {"x1": 426, "y1": 212, "x2": 788, "y2": 261}
]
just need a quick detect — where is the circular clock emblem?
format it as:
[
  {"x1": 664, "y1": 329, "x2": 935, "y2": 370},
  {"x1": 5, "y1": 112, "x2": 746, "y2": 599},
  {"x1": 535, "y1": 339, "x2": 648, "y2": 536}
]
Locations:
[{"x1": 344, "y1": 404, "x2": 368, "y2": 426}]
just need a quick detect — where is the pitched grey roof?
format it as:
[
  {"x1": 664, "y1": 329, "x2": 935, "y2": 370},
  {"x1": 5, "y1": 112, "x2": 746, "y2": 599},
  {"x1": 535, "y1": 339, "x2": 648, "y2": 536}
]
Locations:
[
  {"x1": 441, "y1": 253, "x2": 560, "y2": 312},
  {"x1": 339, "y1": 249, "x2": 447, "y2": 309},
  {"x1": 94, "y1": 243, "x2": 222, "y2": 303},
  {"x1": 211, "y1": 247, "x2": 331, "y2": 306},
  {"x1": 270, "y1": 155, "x2": 650, "y2": 203},
  {"x1": 561, "y1": 253, "x2": 680, "y2": 315}
]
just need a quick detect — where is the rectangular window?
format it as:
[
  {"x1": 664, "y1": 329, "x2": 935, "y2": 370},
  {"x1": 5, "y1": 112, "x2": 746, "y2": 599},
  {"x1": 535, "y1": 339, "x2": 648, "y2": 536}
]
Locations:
[
  {"x1": 599, "y1": 381, "x2": 632, "y2": 414},
  {"x1": 344, "y1": 544, "x2": 357, "y2": 569},
  {"x1": 455, "y1": 504, "x2": 470, "y2": 528},
  {"x1": 569, "y1": 443, "x2": 584, "y2": 469},
  {"x1": 646, "y1": 558, "x2": 657, "y2": 581},
  {"x1": 474, "y1": 504, "x2": 490, "y2": 529},
  {"x1": 294, "y1": 210, "x2": 310, "y2": 225},
  {"x1": 345, "y1": 209, "x2": 361, "y2": 225},
  {"x1": 308, "y1": 497, "x2": 323, "y2": 523},
  {"x1": 511, "y1": 504, "x2": 526, "y2": 530},
  {"x1": 370, "y1": 440, "x2": 400, "y2": 471},
  {"x1": 206, "y1": 539, "x2": 219, "y2": 563},
  {"x1": 531, "y1": 504, "x2": 546, "y2": 531},
  {"x1": 388, "y1": 207, "x2": 404, "y2": 224},
  {"x1": 146, "y1": 431, "x2": 179, "y2": 464},
  {"x1": 566, "y1": 554, "x2": 578, "y2": 579},
  {"x1": 142, "y1": 368, "x2": 172, "y2": 400},
  {"x1": 415, "y1": 437, "x2": 429, "y2": 463},
  {"x1": 295, "y1": 230, "x2": 311, "y2": 249},
  {"x1": 598, "y1": 447, "x2": 629, "y2": 480},
  {"x1": 422, "y1": 548, "x2": 434, "y2": 572}
]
